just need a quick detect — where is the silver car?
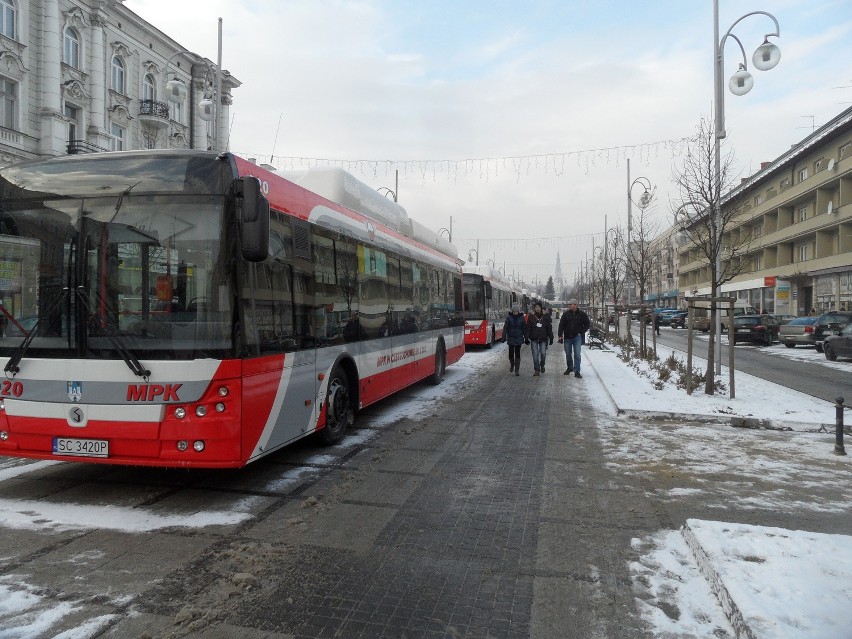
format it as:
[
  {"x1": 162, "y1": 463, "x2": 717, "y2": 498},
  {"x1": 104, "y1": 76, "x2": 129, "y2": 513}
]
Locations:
[{"x1": 778, "y1": 316, "x2": 818, "y2": 348}]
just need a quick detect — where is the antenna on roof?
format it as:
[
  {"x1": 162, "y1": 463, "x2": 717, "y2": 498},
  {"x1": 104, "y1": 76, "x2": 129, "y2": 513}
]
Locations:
[{"x1": 269, "y1": 113, "x2": 283, "y2": 166}]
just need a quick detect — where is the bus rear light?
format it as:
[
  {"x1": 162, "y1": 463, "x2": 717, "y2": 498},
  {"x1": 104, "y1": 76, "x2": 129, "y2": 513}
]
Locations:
[
  {"x1": 0, "y1": 431, "x2": 7, "y2": 441},
  {"x1": 193, "y1": 440, "x2": 205, "y2": 452},
  {"x1": 218, "y1": 386, "x2": 229, "y2": 397},
  {"x1": 174, "y1": 407, "x2": 187, "y2": 419},
  {"x1": 195, "y1": 405, "x2": 207, "y2": 417},
  {"x1": 215, "y1": 402, "x2": 226, "y2": 413},
  {"x1": 176, "y1": 440, "x2": 188, "y2": 451}
]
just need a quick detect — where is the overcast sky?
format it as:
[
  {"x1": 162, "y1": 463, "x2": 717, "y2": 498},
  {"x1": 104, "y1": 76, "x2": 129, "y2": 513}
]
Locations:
[{"x1": 123, "y1": 0, "x2": 852, "y2": 289}]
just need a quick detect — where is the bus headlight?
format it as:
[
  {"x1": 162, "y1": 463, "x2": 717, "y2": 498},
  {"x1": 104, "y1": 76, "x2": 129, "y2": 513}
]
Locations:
[
  {"x1": 0, "y1": 431, "x2": 8, "y2": 441},
  {"x1": 215, "y1": 402, "x2": 226, "y2": 413},
  {"x1": 218, "y1": 386, "x2": 229, "y2": 397},
  {"x1": 193, "y1": 440, "x2": 205, "y2": 452},
  {"x1": 174, "y1": 407, "x2": 186, "y2": 419},
  {"x1": 176, "y1": 440, "x2": 188, "y2": 451},
  {"x1": 195, "y1": 405, "x2": 207, "y2": 417}
]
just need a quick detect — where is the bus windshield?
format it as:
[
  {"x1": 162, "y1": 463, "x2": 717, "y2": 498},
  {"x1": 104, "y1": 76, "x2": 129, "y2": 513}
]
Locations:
[
  {"x1": 462, "y1": 274, "x2": 485, "y2": 320},
  {"x1": 0, "y1": 160, "x2": 234, "y2": 362}
]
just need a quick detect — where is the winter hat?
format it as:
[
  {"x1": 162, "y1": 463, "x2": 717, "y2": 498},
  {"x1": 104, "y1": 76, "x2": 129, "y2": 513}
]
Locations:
[
  {"x1": 512, "y1": 302, "x2": 520, "y2": 312},
  {"x1": 568, "y1": 299, "x2": 578, "y2": 305}
]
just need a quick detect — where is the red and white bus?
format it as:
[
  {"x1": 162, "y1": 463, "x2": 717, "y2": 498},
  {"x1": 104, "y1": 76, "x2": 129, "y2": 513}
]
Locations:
[
  {"x1": 0, "y1": 151, "x2": 464, "y2": 468},
  {"x1": 462, "y1": 265, "x2": 516, "y2": 347}
]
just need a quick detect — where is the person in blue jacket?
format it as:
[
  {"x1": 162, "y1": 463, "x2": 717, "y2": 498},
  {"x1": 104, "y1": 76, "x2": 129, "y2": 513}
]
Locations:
[{"x1": 503, "y1": 302, "x2": 527, "y2": 377}]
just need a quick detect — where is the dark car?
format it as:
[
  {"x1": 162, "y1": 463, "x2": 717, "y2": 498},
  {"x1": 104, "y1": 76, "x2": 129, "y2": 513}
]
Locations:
[
  {"x1": 779, "y1": 316, "x2": 818, "y2": 348},
  {"x1": 823, "y1": 323, "x2": 852, "y2": 361},
  {"x1": 812, "y1": 311, "x2": 852, "y2": 353},
  {"x1": 668, "y1": 311, "x2": 689, "y2": 329},
  {"x1": 730, "y1": 314, "x2": 780, "y2": 346}
]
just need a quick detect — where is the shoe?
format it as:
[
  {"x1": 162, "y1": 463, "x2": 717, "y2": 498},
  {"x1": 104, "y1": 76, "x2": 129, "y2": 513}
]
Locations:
[
  {"x1": 533, "y1": 371, "x2": 540, "y2": 377},
  {"x1": 510, "y1": 363, "x2": 514, "y2": 372},
  {"x1": 564, "y1": 369, "x2": 572, "y2": 375},
  {"x1": 541, "y1": 366, "x2": 545, "y2": 373},
  {"x1": 515, "y1": 369, "x2": 519, "y2": 376},
  {"x1": 575, "y1": 371, "x2": 582, "y2": 378}
]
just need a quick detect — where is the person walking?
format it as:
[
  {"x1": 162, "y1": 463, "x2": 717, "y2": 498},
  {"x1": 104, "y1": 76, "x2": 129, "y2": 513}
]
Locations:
[
  {"x1": 653, "y1": 311, "x2": 662, "y2": 336},
  {"x1": 526, "y1": 302, "x2": 552, "y2": 376},
  {"x1": 557, "y1": 299, "x2": 590, "y2": 378},
  {"x1": 503, "y1": 302, "x2": 527, "y2": 376}
]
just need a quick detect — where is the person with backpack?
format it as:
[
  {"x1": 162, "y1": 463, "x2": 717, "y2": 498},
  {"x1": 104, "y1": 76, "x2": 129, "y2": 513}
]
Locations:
[
  {"x1": 557, "y1": 299, "x2": 590, "y2": 378},
  {"x1": 503, "y1": 302, "x2": 527, "y2": 376},
  {"x1": 526, "y1": 302, "x2": 553, "y2": 376}
]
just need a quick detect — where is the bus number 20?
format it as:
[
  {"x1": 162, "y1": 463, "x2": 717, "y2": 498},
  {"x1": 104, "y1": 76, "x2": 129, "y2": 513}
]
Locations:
[{"x1": 1, "y1": 380, "x2": 23, "y2": 397}]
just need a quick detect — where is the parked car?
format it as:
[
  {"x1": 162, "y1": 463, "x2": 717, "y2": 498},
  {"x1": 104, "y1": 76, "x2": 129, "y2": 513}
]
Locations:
[
  {"x1": 812, "y1": 311, "x2": 852, "y2": 353},
  {"x1": 779, "y1": 316, "x2": 818, "y2": 348},
  {"x1": 693, "y1": 300, "x2": 759, "y2": 332},
  {"x1": 823, "y1": 324, "x2": 852, "y2": 361},
  {"x1": 668, "y1": 311, "x2": 689, "y2": 329},
  {"x1": 771, "y1": 314, "x2": 797, "y2": 325},
  {"x1": 730, "y1": 314, "x2": 780, "y2": 346}
]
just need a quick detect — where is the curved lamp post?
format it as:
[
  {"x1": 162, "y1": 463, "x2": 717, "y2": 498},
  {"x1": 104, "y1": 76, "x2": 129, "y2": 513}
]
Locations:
[
  {"x1": 164, "y1": 19, "x2": 223, "y2": 152},
  {"x1": 626, "y1": 161, "x2": 655, "y2": 309},
  {"x1": 712, "y1": 3, "x2": 781, "y2": 372}
]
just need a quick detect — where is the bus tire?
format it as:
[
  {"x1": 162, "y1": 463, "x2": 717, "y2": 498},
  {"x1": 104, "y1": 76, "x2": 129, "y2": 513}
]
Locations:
[
  {"x1": 321, "y1": 367, "x2": 353, "y2": 445},
  {"x1": 428, "y1": 341, "x2": 446, "y2": 385}
]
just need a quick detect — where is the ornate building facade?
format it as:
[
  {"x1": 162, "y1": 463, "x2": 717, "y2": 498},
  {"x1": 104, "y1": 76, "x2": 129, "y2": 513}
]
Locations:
[{"x1": 0, "y1": 0, "x2": 239, "y2": 167}]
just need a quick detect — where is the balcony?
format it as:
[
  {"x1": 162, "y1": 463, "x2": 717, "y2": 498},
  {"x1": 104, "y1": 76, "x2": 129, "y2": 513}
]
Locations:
[
  {"x1": 67, "y1": 140, "x2": 108, "y2": 155},
  {"x1": 138, "y1": 100, "x2": 169, "y2": 129}
]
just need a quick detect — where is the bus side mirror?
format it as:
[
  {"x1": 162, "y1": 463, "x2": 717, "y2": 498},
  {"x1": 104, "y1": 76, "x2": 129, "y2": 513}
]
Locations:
[
  {"x1": 236, "y1": 177, "x2": 269, "y2": 262},
  {"x1": 484, "y1": 282, "x2": 493, "y2": 299}
]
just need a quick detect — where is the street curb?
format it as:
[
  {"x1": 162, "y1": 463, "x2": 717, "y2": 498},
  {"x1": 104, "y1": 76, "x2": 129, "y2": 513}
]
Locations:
[{"x1": 681, "y1": 522, "x2": 758, "y2": 639}]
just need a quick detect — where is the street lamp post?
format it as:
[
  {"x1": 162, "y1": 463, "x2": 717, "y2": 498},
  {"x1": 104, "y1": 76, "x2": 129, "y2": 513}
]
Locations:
[
  {"x1": 626, "y1": 159, "x2": 654, "y2": 310},
  {"x1": 164, "y1": 18, "x2": 224, "y2": 152},
  {"x1": 712, "y1": 2, "x2": 781, "y2": 372}
]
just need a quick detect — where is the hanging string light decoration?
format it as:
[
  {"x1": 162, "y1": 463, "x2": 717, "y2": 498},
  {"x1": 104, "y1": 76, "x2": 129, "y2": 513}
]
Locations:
[{"x1": 235, "y1": 137, "x2": 691, "y2": 184}]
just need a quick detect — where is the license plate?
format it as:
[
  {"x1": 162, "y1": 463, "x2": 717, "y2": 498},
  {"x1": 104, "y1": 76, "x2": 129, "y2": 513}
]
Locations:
[{"x1": 53, "y1": 437, "x2": 109, "y2": 458}]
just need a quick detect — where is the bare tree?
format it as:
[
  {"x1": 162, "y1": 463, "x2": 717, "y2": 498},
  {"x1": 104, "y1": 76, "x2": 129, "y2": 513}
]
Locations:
[
  {"x1": 671, "y1": 117, "x2": 755, "y2": 394},
  {"x1": 624, "y1": 203, "x2": 661, "y2": 350},
  {"x1": 603, "y1": 227, "x2": 626, "y2": 318}
]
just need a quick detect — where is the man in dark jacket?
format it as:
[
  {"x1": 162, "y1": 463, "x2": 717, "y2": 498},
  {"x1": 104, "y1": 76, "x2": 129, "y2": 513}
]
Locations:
[
  {"x1": 503, "y1": 302, "x2": 527, "y2": 376},
  {"x1": 526, "y1": 302, "x2": 553, "y2": 376},
  {"x1": 557, "y1": 299, "x2": 590, "y2": 378}
]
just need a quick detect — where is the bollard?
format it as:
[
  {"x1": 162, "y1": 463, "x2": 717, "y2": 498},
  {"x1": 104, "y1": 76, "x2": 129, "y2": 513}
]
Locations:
[{"x1": 835, "y1": 397, "x2": 847, "y2": 456}]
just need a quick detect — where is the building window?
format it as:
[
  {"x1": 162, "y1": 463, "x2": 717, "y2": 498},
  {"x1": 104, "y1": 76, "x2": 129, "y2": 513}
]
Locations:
[
  {"x1": 0, "y1": 76, "x2": 16, "y2": 129},
  {"x1": 110, "y1": 122, "x2": 125, "y2": 151},
  {"x1": 0, "y1": 0, "x2": 15, "y2": 39},
  {"x1": 170, "y1": 100, "x2": 182, "y2": 124},
  {"x1": 111, "y1": 57, "x2": 125, "y2": 93},
  {"x1": 798, "y1": 245, "x2": 808, "y2": 262},
  {"x1": 841, "y1": 142, "x2": 852, "y2": 160},
  {"x1": 753, "y1": 224, "x2": 762, "y2": 239},
  {"x1": 754, "y1": 254, "x2": 762, "y2": 271},
  {"x1": 799, "y1": 205, "x2": 808, "y2": 222},
  {"x1": 814, "y1": 159, "x2": 824, "y2": 173},
  {"x1": 64, "y1": 104, "x2": 78, "y2": 144},
  {"x1": 754, "y1": 194, "x2": 763, "y2": 206},
  {"x1": 63, "y1": 27, "x2": 79, "y2": 68},
  {"x1": 780, "y1": 177, "x2": 791, "y2": 190},
  {"x1": 143, "y1": 74, "x2": 155, "y2": 102},
  {"x1": 798, "y1": 167, "x2": 808, "y2": 183}
]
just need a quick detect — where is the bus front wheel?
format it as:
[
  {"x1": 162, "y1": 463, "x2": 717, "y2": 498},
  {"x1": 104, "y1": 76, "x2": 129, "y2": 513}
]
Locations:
[{"x1": 321, "y1": 368, "x2": 353, "y2": 445}]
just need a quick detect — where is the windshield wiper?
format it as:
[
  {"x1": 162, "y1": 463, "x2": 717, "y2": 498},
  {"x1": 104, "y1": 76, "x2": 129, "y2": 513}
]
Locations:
[
  {"x1": 4, "y1": 287, "x2": 70, "y2": 376},
  {"x1": 75, "y1": 287, "x2": 151, "y2": 379}
]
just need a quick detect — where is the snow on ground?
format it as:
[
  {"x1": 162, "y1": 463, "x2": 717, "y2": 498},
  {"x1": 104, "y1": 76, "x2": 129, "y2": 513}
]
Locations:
[{"x1": 0, "y1": 341, "x2": 849, "y2": 637}]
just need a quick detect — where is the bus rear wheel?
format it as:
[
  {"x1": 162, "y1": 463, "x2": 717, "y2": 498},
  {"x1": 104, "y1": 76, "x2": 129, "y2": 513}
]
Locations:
[
  {"x1": 428, "y1": 342, "x2": 446, "y2": 385},
  {"x1": 321, "y1": 368, "x2": 353, "y2": 445}
]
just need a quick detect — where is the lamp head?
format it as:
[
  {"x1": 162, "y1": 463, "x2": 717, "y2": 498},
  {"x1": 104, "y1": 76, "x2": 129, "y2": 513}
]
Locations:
[
  {"x1": 166, "y1": 79, "x2": 188, "y2": 103},
  {"x1": 197, "y1": 98, "x2": 214, "y2": 121},
  {"x1": 753, "y1": 39, "x2": 781, "y2": 71},
  {"x1": 729, "y1": 66, "x2": 754, "y2": 96}
]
